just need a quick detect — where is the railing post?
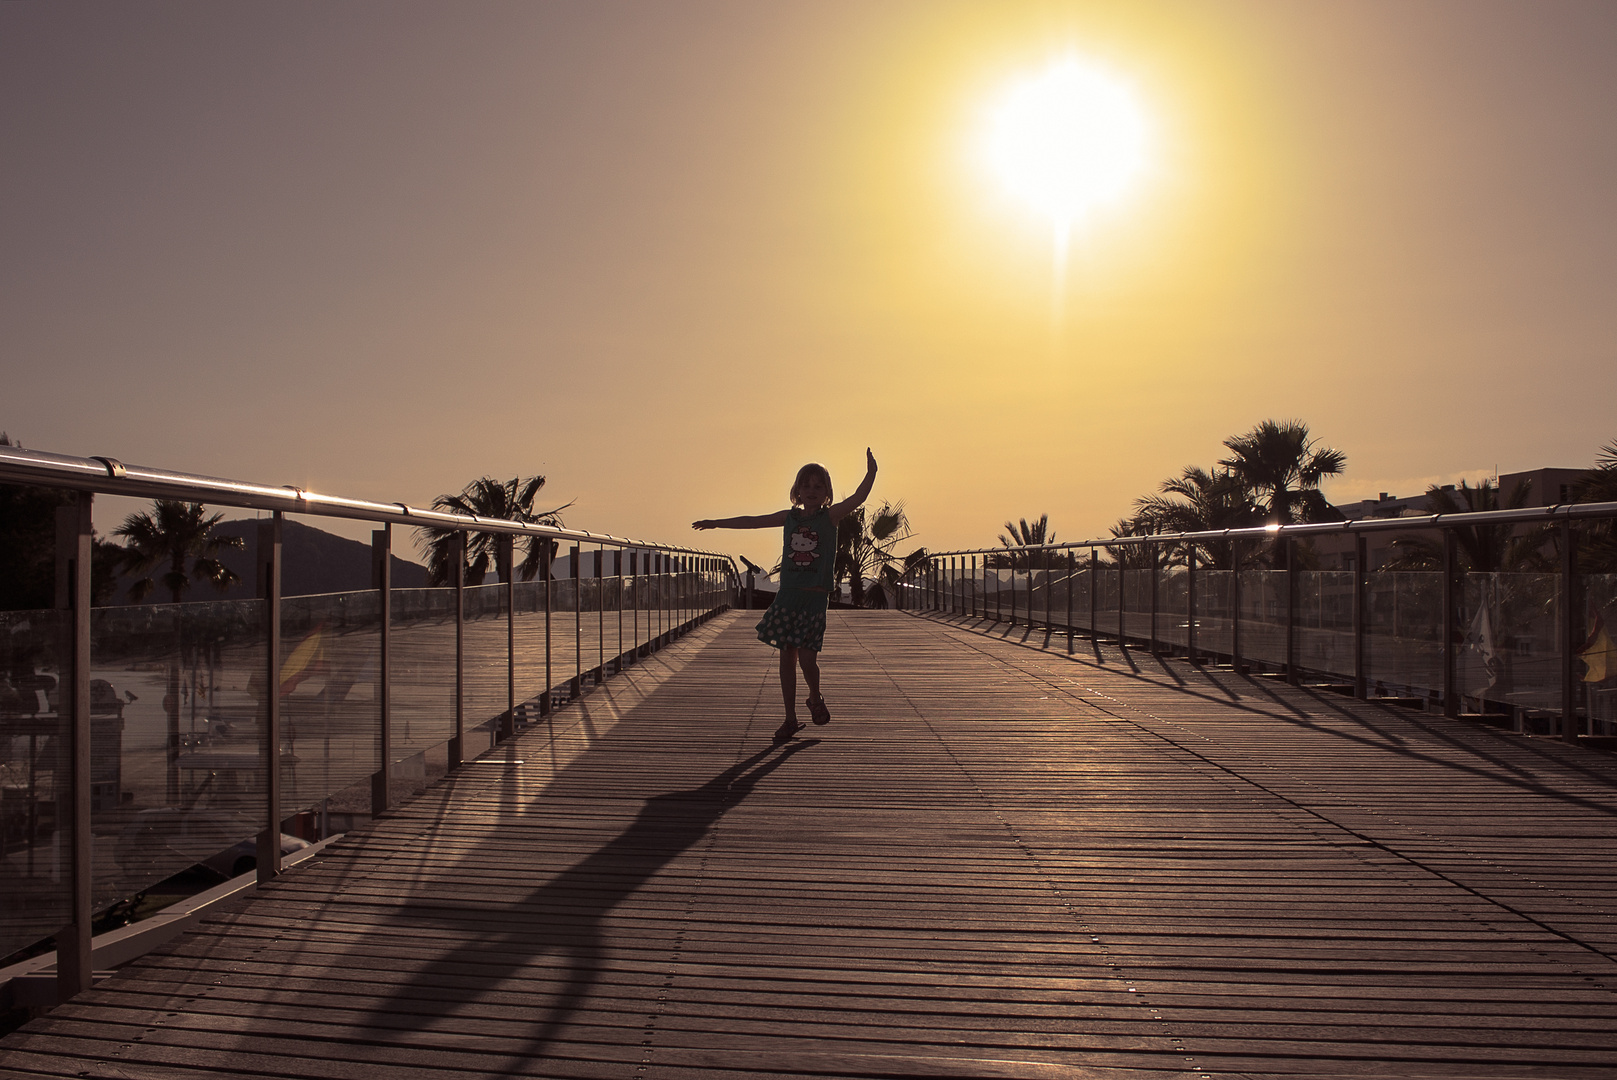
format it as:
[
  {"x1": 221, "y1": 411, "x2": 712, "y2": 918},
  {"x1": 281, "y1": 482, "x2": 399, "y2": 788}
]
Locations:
[
  {"x1": 1150, "y1": 541, "x2": 1160, "y2": 654},
  {"x1": 1066, "y1": 549, "x2": 1075, "y2": 654},
  {"x1": 451, "y1": 531, "x2": 465, "y2": 764},
  {"x1": 542, "y1": 540, "x2": 554, "y2": 712},
  {"x1": 1187, "y1": 549, "x2": 1198, "y2": 664},
  {"x1": 970, "y1": 555, "x2": 977, "y2": 619},
  {"x1": 1353, "y1": 533, "x2": 1368, "y2": 699},
  {"x1": 1442, "y1": 530, "x2": 1456, "y2": 717},
  {"x1": 595, "y1": 547, "x2": 605, "y2": 684},
  {"x1": 616, "y1": 548, "x2": 625, "y2": 673},
  {"x1": 53, "y1": 495, "x2": 93, "y2": 1002},
  {"x1": 1562, "y1": 519, "x2": 1579, "y2": 742},
  {"x1": 256, "y1": 514, "x2": 283, "y2": 884},
  {"x1": 571, "y1": 544, "x2": 582, "y2": 698},
  {"x1": 1231, "y1": 539, "x2": 1243, "y2": 673},
  {"x1": 1089, "y1": 549, "x2": 1098, "y2": 640},
  {"x1": 498, "y1": 534, "x2": 515, "y2": 740},
  {"x1": 371, "y1": 526, "x2": 392, "y2": 815},
  {"x1": 1117, "y1": 552, "x2": 1125, "y2": 649},
  {"x1": 1011, "y1": 551, "x2": 1018, "y2": 626},
  {"x1": 1285, "y1": 536, "x2": 1298, "y2": 685}
]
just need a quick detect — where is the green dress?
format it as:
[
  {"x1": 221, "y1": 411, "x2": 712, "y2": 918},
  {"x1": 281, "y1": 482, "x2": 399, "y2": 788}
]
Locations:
[{"x1": 755, "y1": 507, "x2": 834, "y2": 651}]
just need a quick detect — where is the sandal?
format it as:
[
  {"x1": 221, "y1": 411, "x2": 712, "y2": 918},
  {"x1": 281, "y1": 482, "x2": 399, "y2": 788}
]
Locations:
[
  {"x1": 806, "y1": 696, "x2": 831, "y2": 726},
  {"x1": 772, "y1": 720, "x2": 804, "y2": 745}
]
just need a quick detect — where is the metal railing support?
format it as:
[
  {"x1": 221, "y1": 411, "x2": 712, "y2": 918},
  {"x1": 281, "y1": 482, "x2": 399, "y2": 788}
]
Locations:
[
  {"x1": 1353, "y1": 533, "x2": 1368, "y2": 699},
  {"x1": 595, "y1": 547, "x2": 605, "y2": 684},
  {"x1": 1066, "y1": 549, "x2": 1075, "y2": 654},
  {"x1": 1187, "y1": 550, "x2": 1198, "y2": 664},
  {"x1": 1231, "y1": 540, "x2": 1243, "y2": 673},
  {"x1": 1089, "y1": 549, "x2": 1099, "y2": 640},
  {"x1": 256, "y1": 514, "x2": 283, "y2": 883},
  {"x1": 542, "y1": 541, "x2": 554, "y2": 712},
  {"x1": 1116, "y1": 560, "x2": 1125, "y2": 649},
  {"x1": 451, "y1": 531, "x2": 465, "y2": 762},
  {"x1": 616, "y1": 548, "x2": 625, "y2": 673},
  {"x1": 1150, "y1": 542, "x2": 1160, "y2": 654},
  {"x1": 1442, "y1": 530, "x2": 1457, "y2": 717},
  {"x1": 53, "y1": 495, "x2": 93, "y2": 1002},
  {"x1": 570, "y1": 545, "x2": 582, "y2": 697},
  {"x1": 1562, "y1": 520, "x2": 1579, "y2": 742},
  {"x1": 1285, "y1": 537, "x2": 1298, "y2": 684},
  {"x1": 370, "y1": 526, "x2": 392, "y2": 814},
  {"x1": 500, "y1": 534, "x2": 515, "y2": 739}
]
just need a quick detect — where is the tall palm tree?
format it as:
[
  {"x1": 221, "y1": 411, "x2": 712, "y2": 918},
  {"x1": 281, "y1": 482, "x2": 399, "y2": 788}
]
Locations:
[
  {"x1": 1218, "y1": 419, "x2": 1346, "y2": 526},
  {"x1": 1381, "y1": 479, "x2": 1552, "y2": 573},
  {"x1": 1132, "y1": 466, "x2": 1255, "y2": 569},
  {"x1": 114, "y1": 500, "x2": 244, "y2": 603},
  {"x1": 992, "y1": 515, "x2": 1057, "y2": 570},
  {"x1": 834, "y1": 501, "x2": 916, "y2": 607},
  {"x1": 417, "y1": 475, "x2": 572, "y2": 586}
]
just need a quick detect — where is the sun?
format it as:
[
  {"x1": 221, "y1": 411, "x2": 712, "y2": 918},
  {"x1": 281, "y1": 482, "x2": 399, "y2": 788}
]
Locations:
[{"x1": 982, "y1": 56, "x2": 1151, "y2": 235}]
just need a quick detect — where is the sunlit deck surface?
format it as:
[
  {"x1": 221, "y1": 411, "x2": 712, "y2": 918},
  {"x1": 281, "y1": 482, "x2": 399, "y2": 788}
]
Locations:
[{"x1": 6, "y1": 610, "x2": 1617, "y2": 1079}]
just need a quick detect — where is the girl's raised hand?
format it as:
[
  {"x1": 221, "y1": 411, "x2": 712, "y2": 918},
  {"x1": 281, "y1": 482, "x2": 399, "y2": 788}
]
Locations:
[
  {"x1": 692, "y1": 520, "x2": 714, "y2": 530},
  {"x1": 866, "y1": 448, "x2": 877, "y2": 472}
]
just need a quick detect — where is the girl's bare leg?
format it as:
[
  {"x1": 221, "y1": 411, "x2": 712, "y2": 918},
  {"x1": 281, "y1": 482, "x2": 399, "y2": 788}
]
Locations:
[
  {"x1": 778, "y1": 646, "x2": 799, "y2": 723},
  {"x1": 799, "y1": 648, "x2": 822, "y2": 703}
]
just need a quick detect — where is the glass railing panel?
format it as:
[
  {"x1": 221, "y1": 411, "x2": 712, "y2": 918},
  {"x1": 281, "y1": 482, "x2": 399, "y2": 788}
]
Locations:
[
  {"x1": 389, "y1": 587, "x2": 455, "y2": 763},
  {"x1": 1, "y1": 608, "x2": 69, "y2": 960},
  {"x1": 1363, "y1": 571, "x2": 1442, "y2": 700},
  {"x1": 1197, "y1": 569, "x2": 1232, "y2": 659},
  {"x1": 511, "y1": 580, "x2": 549, "y2": 711},
  {"x1": 1241, "y1": 570, "x2": 1286, "y2": 667},
  {"x1": 1295, "y1": 571, "x2": 1354, "y2": 680},
  {"x1": 280, "y1": 591, "x2": 380, "y2": 821},
  {"x1": 1158, "y1": 567, "x2": 1188, "y2": 651},
  {"x1": 91, "y1": 598, "x2": 266, "y2": 904},
  {"x1": 1586, "y1": 574, "x2": 1617, "y2": 736},
  {"x1": 1459, "y1": 572, "x2": 1561, "y2": 717},
  {"x1": 463, "y1": 583, "x2": 507, "y2": 737}
]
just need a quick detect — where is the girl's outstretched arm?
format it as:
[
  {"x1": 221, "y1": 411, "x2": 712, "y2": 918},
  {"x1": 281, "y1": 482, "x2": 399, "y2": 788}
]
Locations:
[
  {"x1": 829, "y1": 448, "x2": 877, "y2": 525},
  {"x1": 692, "y1": 510, "x2": 789, "y2": 531}
]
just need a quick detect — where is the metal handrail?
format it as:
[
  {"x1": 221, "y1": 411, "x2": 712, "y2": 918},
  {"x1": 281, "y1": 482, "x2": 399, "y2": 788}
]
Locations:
[
  {"x1": 925, "y1": 499, "x2": 1617, "y2": 559},
  {"x1": 0, "y1": 444, "x2": 726, "y2": 558},
  {"x1": 2, "y1": 443, "x2": 742, "y2": 1005}
]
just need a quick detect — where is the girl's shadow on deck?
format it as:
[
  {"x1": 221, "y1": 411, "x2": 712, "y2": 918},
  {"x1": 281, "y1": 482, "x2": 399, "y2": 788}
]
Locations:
[{"x1": 355, "y1": 740, "x2": 814, "y2": 1065}]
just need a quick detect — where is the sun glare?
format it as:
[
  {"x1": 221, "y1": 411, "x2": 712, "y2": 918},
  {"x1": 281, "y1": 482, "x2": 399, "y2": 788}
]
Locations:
[{"x1": 983, "y1": 57, "x2": 1151, "y2": 235}]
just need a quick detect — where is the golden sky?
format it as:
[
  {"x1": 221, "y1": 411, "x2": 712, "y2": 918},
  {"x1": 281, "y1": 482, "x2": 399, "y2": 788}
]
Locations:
[{"x1": 4, "y1": 1, "x2": 1615, "y2": 567}]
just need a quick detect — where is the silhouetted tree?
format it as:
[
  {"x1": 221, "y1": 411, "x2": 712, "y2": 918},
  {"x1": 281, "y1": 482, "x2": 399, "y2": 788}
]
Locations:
[
  {"x1": 1573, "y1": 440, "x2": 1617, "y2": 573},
  {"x1": 991, "y1": 515, "x2": 1057, "y2": 570},
  {"x1": 417, "y1": 475, "x2": 572, "y2": 586},
  {"x1": 114, "y1": 500, "x2": 244, "y2": 603},
  {"x1": 834, "y1": 501, "x2": 918, "y2": 607},
  {"x1": 1131, "y1": 466, "x2": 1255, "y2": 570},
  {"x1": 0, "y1": 433, "x2": 122, "y2": 609},
  {"x1": 1381, "y1": 479, "x2": 1551, "y2": 573}
]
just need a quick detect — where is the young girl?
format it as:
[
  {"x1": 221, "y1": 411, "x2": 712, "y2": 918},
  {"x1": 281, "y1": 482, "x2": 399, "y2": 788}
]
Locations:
[{"x1": 693, "y1": 449, "x2": 877, "y2": 744}]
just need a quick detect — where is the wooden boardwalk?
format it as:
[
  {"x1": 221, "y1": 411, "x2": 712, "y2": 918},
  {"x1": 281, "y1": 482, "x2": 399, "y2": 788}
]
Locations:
[{"x1": 4, "y1": 610, "x2": 1616, "y2": 1079}]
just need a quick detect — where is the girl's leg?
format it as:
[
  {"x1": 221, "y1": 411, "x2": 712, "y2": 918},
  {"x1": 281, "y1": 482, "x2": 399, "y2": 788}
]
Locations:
[
  {"x1": 778, "y1": 646, "x2": 799, "y2": 722},
  {"x1": 798, "y1": 648, "x2": 822, "y2": 703}
]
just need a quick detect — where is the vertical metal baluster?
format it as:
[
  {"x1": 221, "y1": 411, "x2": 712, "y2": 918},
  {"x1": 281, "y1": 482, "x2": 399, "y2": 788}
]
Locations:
[
  {"x1": 1187, "y1": 549, "x2": 1197, "y2": 665},
  {"x1": 1089, "y1": 549, "x2": 1098, "y2": 641},
  {"x1": 571, "y1": 545, "x2": 582, "y2": 698},
  {"x1": 1562, "y1": 519, "x2": 1579, "y2": 742},
  {"x1": 1150, "y1": 541, "x2": 1159, "y2": 655},
  {"x1": 617, "y1": 548, "x2": 625, "y2": 673},
  {"x1": 371, "y1": 526, "x2": 392, "y2": 813},
  {"x1": 1117, "y1": 550, "x2": 1125, "y2": 650},
  {"x1": 595, "y1": 547, "x2": 605, "y2": 684},
  {"x1": 451, "y1": 531, "x2": 465, "y2": 762},
  {"x1": 1353, "y1": 533, "x2": 1367, "y2": 699},
  {"x1": 1285, "y1": 536, "x2": 1298, "y2": 686},
  {"x1": 1231, "y1": 538, "x2": 1242, "y2": 674},
  {"x1": 542, "y1": 540, "x2": 553, "y2": 714},
  {"x1": 54, "y1": 495, "x2": 93, "y2": 1001},
  {"x1": 256, "y1": 514, "x2": 283, "y2": 883},
  {"x1": 1066, "y1": 549, "x2": 1075, "y2": 654},
  {"x1": 1442, "y1": 529, "x2": 1456, "y2": 717}
]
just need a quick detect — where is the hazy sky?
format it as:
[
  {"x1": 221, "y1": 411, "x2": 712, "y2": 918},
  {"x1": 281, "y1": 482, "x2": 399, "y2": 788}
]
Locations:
[{"x1": 4, "y1": 1, "x2": 1614, "y2": 567}]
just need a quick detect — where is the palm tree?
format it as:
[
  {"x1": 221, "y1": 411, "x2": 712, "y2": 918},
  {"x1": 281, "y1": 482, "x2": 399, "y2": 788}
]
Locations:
[
  {"x1": 834, "y1": 501, "x2": 918, "y2": 608},
  {"x1": 991, "y1": 515, "x2": 1057, "y2": 570},
  {"x1": 1218, "y1": 419, "x2": 1345, "y2": 569},
  {"x1": 1573, "y1": 440, "x2": 1617, "y2": 573},
  {"x1": 1132, "y1": 466, "x2": 1255, "y2": 570},
  {"x1": 114, "y1": 500, "x2": 244, "y2": 603},
  {"x1": 1381, "y1": 479, "x2": 1552, "y2": 573},
  {"x1": 417, "y1": 475, "x2": 572, "y2": 586}
]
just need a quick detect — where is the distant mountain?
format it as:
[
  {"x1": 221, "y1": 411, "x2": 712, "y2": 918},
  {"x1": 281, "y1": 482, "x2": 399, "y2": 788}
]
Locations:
[{"x1": 110, "y1": 518, "x2": 430, "y2": 603}]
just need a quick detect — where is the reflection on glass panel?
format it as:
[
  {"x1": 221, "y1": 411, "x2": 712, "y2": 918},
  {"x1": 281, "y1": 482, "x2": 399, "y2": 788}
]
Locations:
[
  {"x1": 90, "y1": 599, "x2": 265, "y2": 906},
  {"x1": 1241, "y1": 570, "x2": 1286, "y2": 667},
  {"x1": 1, "y1": 608, "x2": 69, "y2": 960},
  {"x1": 463, "y1": 583, "x2": 507, "y2": 737},
  {"x1": 280, "y1": 591, "x2": 380, "y2": 821},
  {"x1": 390, "y1": 588, "x2": 455, "y2": 762},
  {"x1": 1295, "y1": 571, "x2": 1354, "y2": 680},
  {"x1": 1194, "y1": 570, "x2": 1230, "y2": 659},
  {"x1": 1159, "y1": 569, "x2": 1188, "y2": 650}
]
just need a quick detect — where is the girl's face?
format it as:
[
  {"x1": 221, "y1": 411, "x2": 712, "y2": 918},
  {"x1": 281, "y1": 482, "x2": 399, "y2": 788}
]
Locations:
[{"x1": 795, "y1": 472, "x2": 829, "y2": 510}]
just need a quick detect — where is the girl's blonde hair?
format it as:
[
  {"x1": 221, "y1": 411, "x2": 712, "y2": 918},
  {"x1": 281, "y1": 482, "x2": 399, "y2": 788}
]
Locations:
[{"x1": 789, "y1": 463, "x2": 833, "y2": 507}]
